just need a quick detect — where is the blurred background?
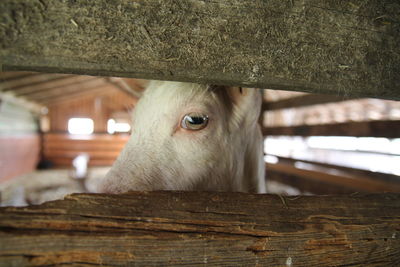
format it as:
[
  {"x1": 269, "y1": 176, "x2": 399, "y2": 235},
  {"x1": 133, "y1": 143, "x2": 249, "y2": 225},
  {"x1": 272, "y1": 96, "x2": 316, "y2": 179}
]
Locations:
[{"x1": 0, "y1": 71, "x2": 399, "y2": 206}]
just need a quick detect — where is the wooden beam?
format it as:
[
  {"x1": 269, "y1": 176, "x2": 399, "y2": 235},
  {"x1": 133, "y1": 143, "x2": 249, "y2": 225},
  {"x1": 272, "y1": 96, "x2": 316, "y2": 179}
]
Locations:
[
  {"x1": 267, "y1": 170, "x2": 358, "y2": 195},
  {"x1": 107, "y1": 77, "x2": 142, "y2": 98},
  {"x1": 122, "y1": 78, "x2": 148, "y2": 93},
  {"x1": 0, "y1": 192, "x2": 399, "y2": 266},
  {"x1": 26, "y1": 78, "x2": 108, "y2": 101},
  {"x1": 1, "y1": 1, "x2": 399, "y2": 100},
  {"x1": 272, "y1": 155, "x2": 400, "y2": 184},
  {"x1": 263, "y1": 94, "x2": 356, "y2": 111},
  {"x1": 10, "y1": 76, "x2": 95, "y2": 96},
  {"x1": 266, "y1": 162, "x2": 400, "y2": 193},
  {"x1": 263, "y1": 120, "x2": 400, "y2": 138},
  {"x1": 0, "y1": 73, "x2": 69, "y2": 92},
  {"x1": 0, "y1": 71, "x2": 34, "y2": 81},
  {"x1": 39, "y1": 84, "x2": 117, "y2": 105}
]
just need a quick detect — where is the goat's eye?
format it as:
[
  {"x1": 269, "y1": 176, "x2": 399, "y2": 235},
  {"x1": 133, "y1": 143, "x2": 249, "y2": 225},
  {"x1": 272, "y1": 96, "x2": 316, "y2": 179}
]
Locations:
[{"x1": 181, "y1": 113, "x2": 209, "y2": 131}]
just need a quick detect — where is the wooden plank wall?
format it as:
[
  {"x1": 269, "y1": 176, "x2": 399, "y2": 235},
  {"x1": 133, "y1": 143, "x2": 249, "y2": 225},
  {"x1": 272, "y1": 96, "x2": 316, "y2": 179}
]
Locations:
[
  {"x1": 43, "y1": 133, "x2": 129, "y2": 166},
  {"x1": 47, "y1": 86, "x2": 136, "y2": 133}
]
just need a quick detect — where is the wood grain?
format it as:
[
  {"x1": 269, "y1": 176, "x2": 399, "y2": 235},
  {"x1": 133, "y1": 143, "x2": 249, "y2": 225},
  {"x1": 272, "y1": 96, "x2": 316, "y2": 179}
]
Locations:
[
  {"x1": 1, "y1": 1, "x2": 399, "y2": 99},
  {"x1": 0, "y1": 191, "x2": 399, "y2": 266}
]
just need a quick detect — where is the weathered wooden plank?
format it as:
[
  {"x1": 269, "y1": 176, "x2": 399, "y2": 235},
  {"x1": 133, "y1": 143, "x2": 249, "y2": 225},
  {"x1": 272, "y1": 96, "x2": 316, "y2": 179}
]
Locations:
[
  {"x1": 1, "y1": 1, "x2": 399, "y2": 99},
  {"x1": 263, "y1": 120, "x2": 400, "y2": 137},
  {"x1": 0, "y1": 192, "x2": 399, "y2": 266},
  {"x1": 0, "y1": 71, "x2": 33, "y2": 80}
]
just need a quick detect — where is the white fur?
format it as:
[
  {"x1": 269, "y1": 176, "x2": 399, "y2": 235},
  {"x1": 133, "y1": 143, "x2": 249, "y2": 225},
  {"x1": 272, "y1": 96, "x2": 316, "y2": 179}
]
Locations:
[{"x1": 99, "y1": 81, "x2": 265, "y2": 193}]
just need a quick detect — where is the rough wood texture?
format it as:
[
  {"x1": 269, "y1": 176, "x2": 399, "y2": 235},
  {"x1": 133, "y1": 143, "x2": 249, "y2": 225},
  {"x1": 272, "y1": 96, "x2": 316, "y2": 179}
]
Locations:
[
  {"x1": 0, "y1": 192, "x2": 399, "y2": 266},
  {"x1": 1, "y1": 1, "x2": 399, "y2": 99}
]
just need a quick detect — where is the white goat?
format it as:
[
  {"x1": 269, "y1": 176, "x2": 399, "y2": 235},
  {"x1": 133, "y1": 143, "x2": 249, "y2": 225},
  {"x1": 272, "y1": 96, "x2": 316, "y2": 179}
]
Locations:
[{"x1": 99, "y1": 81, "x2": 265, "y2": 193}]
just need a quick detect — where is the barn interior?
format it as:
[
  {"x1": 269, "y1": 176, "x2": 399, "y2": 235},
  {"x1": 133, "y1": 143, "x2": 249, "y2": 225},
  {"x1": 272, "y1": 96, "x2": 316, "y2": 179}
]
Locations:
[
  {"x1": 2, "y1": 1, "x2": 400, "y2": 264},
  {"x1": 1, "y1": 71, "x2": 399, "y2": 206}
]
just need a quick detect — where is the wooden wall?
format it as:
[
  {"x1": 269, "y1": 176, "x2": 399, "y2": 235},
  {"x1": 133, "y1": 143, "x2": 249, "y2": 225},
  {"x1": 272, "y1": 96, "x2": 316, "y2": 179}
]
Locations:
[
  {"x1": 42, "y1": 86, "x2": 136, "y2": 167},
  {"x1": 43, "y1": 133, "x2": 129, "y2": 167},
  {"x1": 47, "y1": 86, "x2": 136, "y2": 133}
]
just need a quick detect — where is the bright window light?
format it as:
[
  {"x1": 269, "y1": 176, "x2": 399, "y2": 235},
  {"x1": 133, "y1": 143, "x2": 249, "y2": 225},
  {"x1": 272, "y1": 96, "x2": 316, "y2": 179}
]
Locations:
[
  {"x1": 306, "y1": 136, "x2": 399, "y2": 155},
  {"x1": 264, "y1": 154, "x2": 279, "y2": 164},
  {"x1": 306, "y1": 136, "x2": 358, "y2": 151},
  {"x1": 68, "y1": 118, "x2": 94, "y2": 135},
  {"x1": 107, "y1": 119, "x2": 131, "y2": 134},
  {"x1": 264, "y1": 136, "x2": 400, "y2": 175}
]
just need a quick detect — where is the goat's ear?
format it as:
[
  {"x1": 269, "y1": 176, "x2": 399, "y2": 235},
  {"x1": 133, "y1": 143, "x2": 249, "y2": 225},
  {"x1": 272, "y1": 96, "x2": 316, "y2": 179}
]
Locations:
[
  {"x1": 225, "y1": 86, "x2": 262, "y2": 129},
  {"x1": 227, "y1": 86, "x2": 258, "y2": 105},
  {"x1": 209, "y1": 85, "x2": 260, "y2": 110}
]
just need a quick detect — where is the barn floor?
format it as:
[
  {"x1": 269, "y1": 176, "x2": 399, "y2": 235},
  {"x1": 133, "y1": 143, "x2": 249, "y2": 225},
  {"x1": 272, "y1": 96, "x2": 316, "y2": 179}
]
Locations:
[{"x1": 0, "y1": 167, "x2": 303, "y2": 207}]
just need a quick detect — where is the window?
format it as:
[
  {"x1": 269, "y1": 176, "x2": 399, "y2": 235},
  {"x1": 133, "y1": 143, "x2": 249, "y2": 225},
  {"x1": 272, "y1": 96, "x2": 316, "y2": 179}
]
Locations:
[
  {"x1": 107, "y1": 119, "x2": 131, "y2": 134},
  {"x1": 264, "y1": 136, "x2": 400, "y2": 175},
  {"x1": 67, "y1": 118, "x2": 94, "y2": 135}
]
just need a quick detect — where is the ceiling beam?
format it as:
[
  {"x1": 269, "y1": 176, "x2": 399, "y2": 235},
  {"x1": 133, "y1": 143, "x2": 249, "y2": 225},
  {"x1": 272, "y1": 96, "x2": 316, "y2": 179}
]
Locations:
[
  {"x1": 29, "y1": 78, "x2": 109, "y2": 101},
  {"x1": 10, "y1": 76, "x2": 96, "y2": 96},
  {"x1": 41, "y1": 85, "x2": 118, "y2": 105},
  {"x1": 107, "y1": 77, "x2": 142, "y2": 98},
  {"x1": 0, "y1": 73, "x2": 71, "y2": 92}
]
